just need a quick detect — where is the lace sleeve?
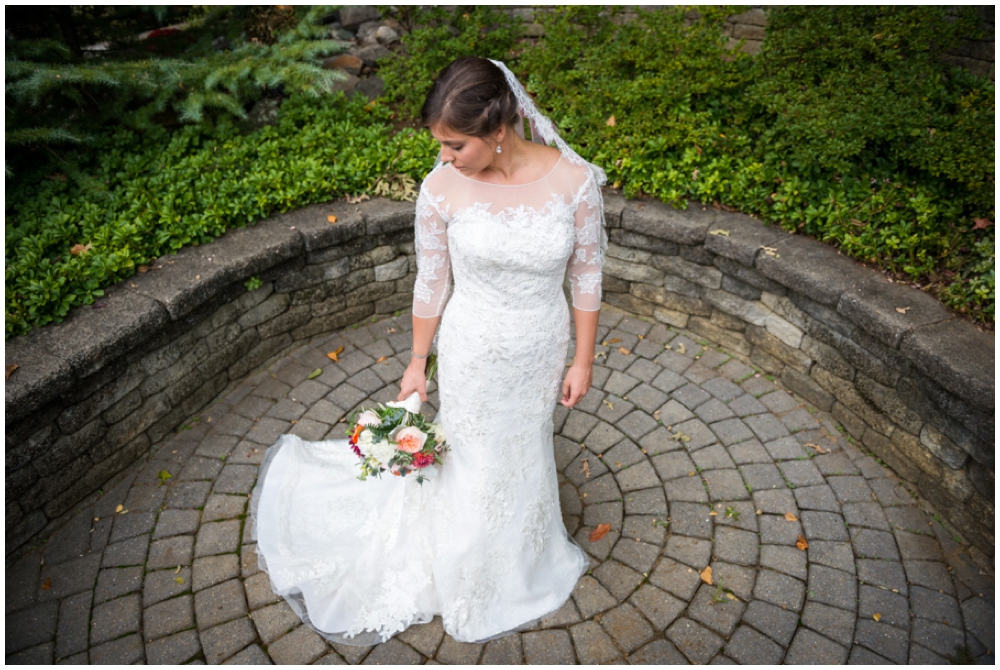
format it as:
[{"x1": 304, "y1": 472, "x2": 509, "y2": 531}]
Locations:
[
  {"x1": 412, "y1": 183, "x2": 452, "y2": 319},
  {"x1": 567, "y1": 170, "x2": 606, "y2": 312}
]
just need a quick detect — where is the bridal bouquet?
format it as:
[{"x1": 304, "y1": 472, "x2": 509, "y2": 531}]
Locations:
[{"x1": 347, "y1": 391, "x2": 448, "y2": 484}]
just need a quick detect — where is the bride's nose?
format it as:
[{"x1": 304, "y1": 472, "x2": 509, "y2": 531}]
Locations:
[{"x1": 439, "y1": 146, "x2": 455, "y2": 163}]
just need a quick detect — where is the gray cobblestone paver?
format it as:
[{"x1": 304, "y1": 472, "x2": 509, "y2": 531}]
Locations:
[{"x1": 6, "y1": 306, "x2": 992, "y2": 665}]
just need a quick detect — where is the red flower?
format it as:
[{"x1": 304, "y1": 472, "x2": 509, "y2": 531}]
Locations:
[{"x1": 411, "y1": 452, "x2": 435, "y2": 469}]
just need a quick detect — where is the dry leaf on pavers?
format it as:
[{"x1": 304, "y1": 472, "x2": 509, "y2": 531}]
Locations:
[
  {"x1": 115, "y1": 505, "x2": 125, "y2": 514},
  {"x1": 388, "y1": 328, "x2": 397, "y2": 334},
  {"x1": 805, "y1": 442, "x2": 828, "y2": 454},
  {"x1": 784, "y1": 512, "x2": 798, "y2": 522},
  {"x1": 709, "y1": 229, "x2": 730, "y2": 237},
  {"x1": 760, "y1": 246, "x2": 780, "y2": 258},
  {"x1": 796, "y1": 535, "x2": 809, "y2": 551},
  {"x1": 618, "y1": 346, "x2": 630, "y2": 356},
  {"x1": 175, "y1": 565, "x2": 182, "y2": 574},
  {"x1": 709, "y1": 511, "x2": 718, "y2": 516},
  {"x1": 726, "y1": 592, "x2": 739, "y2": 601},
  {"x1": 307, "y1": 368, "x2": 322, "y2": 380},
  {"x1": 589, "y1": 524, "x2": 611, "y2": 542},
  {"x1": 5, "y1": 364, "x2": 18, "y2": 380},
  {"x1": 593, "y1": 351, "x2": 607, "y2": 361},
  {"x1": 376, "y1": 357, "x2": 387, "y2": 364},
  {"x1": 581, "y1": 459, "x2": 591, "y2": 479},
  {"x1": 700, "y1": 566, "x2": 713, "y2": 585},
  {"x1": 41, "y1": 578, "x2": 52, "y2": 590},
  {"x1": 327, "y1": 215, "x2": 338, "y2": 223},
  {"x1": 873, "y1": 613, "x2": 882, "y2": 622},
  {"x1": 137, "y1": 265, "x2": 149, "y2": 273},
  {"x1": 676, "y1": 343, "x2": 686, "y2": 355},
  {"x1": 895, "y1": 306, "x2": 910, "y2": 314},
  {"x1": 603, "y1": 399, "x2": 614, "y2": 411},
  {"x1": 607, "y1": 337, "x2": 621, "y2": 345},
  {"x1": 157, "y1": 470, "x2": 172, "y2": 487},
  {"x1": 175, "y1": 577, "x2": 185, "y2": 585},
  {"x1": 664, "y1": 343, "x2": 672, "y2": 350},
  {"x1": 672, "y1": 432, "x2": 691, "y2": 443}
]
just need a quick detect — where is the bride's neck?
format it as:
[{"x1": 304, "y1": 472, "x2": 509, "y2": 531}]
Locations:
[{"x1": 483, "y1": 133, "x2": 546, "y2": 184}]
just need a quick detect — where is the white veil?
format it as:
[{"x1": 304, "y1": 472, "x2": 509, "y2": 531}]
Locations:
[{"x1": 430, "y1": 59, "x2": 608, "y2": 190}]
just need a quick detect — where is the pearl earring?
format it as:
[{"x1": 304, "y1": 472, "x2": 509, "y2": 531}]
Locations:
[{"x1": 496, "y1": 145, "x2": 502, "y2": 154}]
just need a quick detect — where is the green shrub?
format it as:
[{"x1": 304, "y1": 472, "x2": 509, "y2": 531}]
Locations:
[
  {"x1": 379, "y1": 6, "x2": 522, "y2": 121},
  {"x1": 516, "y1": 5, "x2": 994, "y2": 323},
  {"x1": 5, "y1": 92, "x2": 439, "y2": 338}
]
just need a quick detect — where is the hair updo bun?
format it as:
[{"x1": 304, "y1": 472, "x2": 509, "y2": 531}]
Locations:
[{"x1": 421, "y1": 56, "x2": 521, "y2": 138}]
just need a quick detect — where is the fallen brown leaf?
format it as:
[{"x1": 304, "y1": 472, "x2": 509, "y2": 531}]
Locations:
[
  {"x1": 581, "y1": 459, "x2": 591, "y2": 479},
  {"x1": 618, "y1": 346, "x2": 630, "y2": 356},
  {"x1": 700, "y1": 566, "x2": 713, "y2": 585},
  {"x1": 376, "y1": 356, "x2": 387, "y2": 363},
  {"x1": 5, "y1": 364, "x2": 18, "y2": 380},
  {"x1": 115, "y1": 504, "x2": 124, "y2": 514},
  {"x1": 805, "y1": 442, "x2": 828, "y2": 454},
  {"x1": 41, "y1": 577, "x2": 52, "y2": 590},
  {"x1": 895, "y1": 306, "x2": 911, "y2": 314},
  {"x1": 796, "y1": 535, "x2": 809, "y2": 551},
  {"x1": 589, "y1": 523, "x2": 611, "y2": 542},
  {"x1": 784, "y1": 512, "x2": 798, "y2": 522},
  {"x1": 709, "y1": 511, "x2": 718, "y2": 516},
  {"x1": 676, "y1": 343, "x2": 686, "y2": 355},
  {"x1": 873, "y1": 613, "x2": 882, "y2": 622},
  {"x1": 327, "y1": 346, "x2": 345, "y2": 362},
  {"x1": 608, "y1": 337, "x2": 621, "y2": 344},
  {"x1": 327, "y1": 215, "x2": 338, "y2": 223},
  {"x1": 972, "y1": 217, "x2": 993, "y2": 230}
]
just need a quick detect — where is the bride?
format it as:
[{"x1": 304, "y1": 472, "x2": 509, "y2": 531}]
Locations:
[{"x1": 252, "y1": 56, "x2": 607, "y2": 645}]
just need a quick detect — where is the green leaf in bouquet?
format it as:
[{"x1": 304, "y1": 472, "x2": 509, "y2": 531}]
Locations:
[{"x1": 425, "y1": 352, "x2": 438, "y2": 382}]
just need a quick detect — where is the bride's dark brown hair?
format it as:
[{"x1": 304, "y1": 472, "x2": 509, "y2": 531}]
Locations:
[{"x1": 421, "y1": 56, "x2": 521, "y2": 137}]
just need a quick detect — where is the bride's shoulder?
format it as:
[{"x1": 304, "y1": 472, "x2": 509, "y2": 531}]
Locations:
[{"x1": 420, "y1": 162, "x2": 457, "y2": 195}]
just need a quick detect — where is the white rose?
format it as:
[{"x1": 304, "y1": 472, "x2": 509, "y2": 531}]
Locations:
[
  {"x1": 357, "y1": 410, "x2": 380, "y2": 428},
  {"x1": 370, "y1": 440, "x2": 396, "y2": 466},
  {"x1": 386, "y1": 391, "x2": 422, "y2": 414},
  {"x1": 357, "y1": 430, "x2": 375, "y2": 456},
  {"x1": 431, "y1": 423, "x2": 446, "y2": 444}
]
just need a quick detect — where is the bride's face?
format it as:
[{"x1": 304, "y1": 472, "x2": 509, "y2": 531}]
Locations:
[{"x1": 429, "y1": 123, "x2": 499, "y2": 176}]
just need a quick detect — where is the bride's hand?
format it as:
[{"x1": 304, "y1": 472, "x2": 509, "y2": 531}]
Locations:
[
  {"x1": 399, "y1": 360, "x2": 428, "y2": 402},
  {"x1": 561, "y1": 361, "x2": 592, "y2": 408}
]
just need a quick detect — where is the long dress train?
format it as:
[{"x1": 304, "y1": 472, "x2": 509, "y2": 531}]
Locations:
[{"x1": 251, "y1": 154, "x2": 606, "y2": 644}]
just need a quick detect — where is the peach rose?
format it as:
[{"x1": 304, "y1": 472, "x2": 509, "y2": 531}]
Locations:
[{"x1": 394, "y1": 426, "x2": 427, "y2": 454}]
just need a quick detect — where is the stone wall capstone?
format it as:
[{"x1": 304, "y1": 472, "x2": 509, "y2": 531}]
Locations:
[{"x1": 5, "y1": 193, "x2": 995, "y2": 562}]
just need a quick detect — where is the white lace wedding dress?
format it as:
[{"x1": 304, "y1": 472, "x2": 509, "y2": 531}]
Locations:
[{"x1": 252, "y1": 154, "x2": 606, "y2": 645}]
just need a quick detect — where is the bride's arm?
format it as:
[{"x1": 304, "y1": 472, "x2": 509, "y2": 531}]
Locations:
[
  {"x1": 399, "y1": 316, "x2": 439, "y2": 401},
  {"x1": 562, "y1": 309, "x2": 598, "y2": 407},
  {"x1": 399, "y1": 181, "x2": 450, "y2": 402},
  {"x1": 562, "y1": 169, "x2": 606, "y2": 407}
]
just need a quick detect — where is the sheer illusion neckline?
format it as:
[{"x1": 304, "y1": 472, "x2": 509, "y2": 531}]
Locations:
[{"x1": 447, "y1": 154, "x2": 564, "y2": 187}]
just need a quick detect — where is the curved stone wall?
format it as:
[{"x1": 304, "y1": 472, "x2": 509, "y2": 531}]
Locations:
[
  {"x1": 5, "y1": 198, "x2": 417, "y2": 553},
  {"x1": 5, "y1": 194, "x2": 994, "y2": 558}
]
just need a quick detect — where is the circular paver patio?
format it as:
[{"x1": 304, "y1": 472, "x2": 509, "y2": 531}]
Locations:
[{"x1": 5, "y1": 305, "x2": 995, "y2": 665}]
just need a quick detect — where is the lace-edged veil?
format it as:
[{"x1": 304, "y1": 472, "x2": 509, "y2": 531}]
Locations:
[{"x1": 430, "y1": 59, "x2": 608, "y2": 191}]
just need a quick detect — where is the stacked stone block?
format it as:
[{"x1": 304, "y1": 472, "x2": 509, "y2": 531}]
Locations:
[
  {"x1": 598, "y1": 194, "x2": 994, "y2": 557},
  {"x1": 5, "y1": 198, "x2": 418, "y2": 555}
]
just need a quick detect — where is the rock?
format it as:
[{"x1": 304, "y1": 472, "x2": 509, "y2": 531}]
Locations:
[
  {"x1": 327, "y1": 72, "x2": 361, "y2": 94},
  {"x1": 323, "y1": 54, "x2": 363, "y2": 76},
  {"x1": 355, "y1": 76, "x2": 385, "y2": 102},
  {"x1": 329, "y1": 27, "x2": 355, "y2": 41},
  {"x1": 354, "y1": 44, "x2": 392, "y2": 68},
  {"x1": 338, "y1": 6, "x2": 381, "y2": 31},
  {"x1": 375, "y1": 25, "x2": 400, "y2": 45},
  {"x1": 357, "y1": 20, "x2": 381, "y2": 45},
  {"x1": 247, "y1": 98, "x2": 280, "y2": 131}
]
